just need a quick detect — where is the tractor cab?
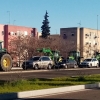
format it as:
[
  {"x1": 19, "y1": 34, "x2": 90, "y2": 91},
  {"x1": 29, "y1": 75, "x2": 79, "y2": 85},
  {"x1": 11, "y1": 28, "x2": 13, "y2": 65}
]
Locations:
[
  {"x1": 68, "y1": 51, "x2": 82, "y2": 65},
  {"x1": 0, "y1": 41, "x2": 3, "y2": 51},
  {"x1": 69, "y1": 51, "x2": 80, "y2": 59},
  {"x1": 0, "y1": 41, "x2": 7, "y2": 53}
]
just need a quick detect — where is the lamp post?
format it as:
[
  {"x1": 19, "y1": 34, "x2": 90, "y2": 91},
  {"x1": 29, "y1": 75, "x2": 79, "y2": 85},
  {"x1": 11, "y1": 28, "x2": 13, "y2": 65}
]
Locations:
[
  {"x1": 7, "y1": 11, "x2": 10, "y2": 24},
  {"x1": 96, "y1": 15, "x2": 99, "y2": 51}
]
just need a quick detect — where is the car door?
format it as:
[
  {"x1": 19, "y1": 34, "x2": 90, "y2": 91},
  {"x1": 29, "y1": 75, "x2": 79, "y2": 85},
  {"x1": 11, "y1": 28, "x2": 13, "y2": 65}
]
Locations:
[
  {"x1": 39, "y1": 57, "x2": 44, "y2": 68},
  {"x1": 41, "y1": 57, "x2": 50, "y2": 68},
  {"x1": 93, "y1": 59, "x2": 98, "y2": 66},
  {"x1": 70, "y1": 59, "x2": 75, "y2": 68},
  {"x1": 92, "y1": 59, "x2": 95, "y2": 67},
  {"x1": 66, "y1": 59, "x2": 71, "y2": 68}
]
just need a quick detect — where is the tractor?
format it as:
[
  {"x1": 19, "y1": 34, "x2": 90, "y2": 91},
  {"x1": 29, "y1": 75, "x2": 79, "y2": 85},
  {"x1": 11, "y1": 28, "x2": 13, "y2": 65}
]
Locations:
[
  {"x1": 0, "y1": 41, "x2": 12, "y2": 71},
  {"x1": 68, "y1": 51, "x2": 83, "y2": 65},
  {"x1": 37, "y1": 48, "x2": 64, "y2": 64},
  {"x1": 94, "y1": 52, "x2": 100, "y2": 66}
]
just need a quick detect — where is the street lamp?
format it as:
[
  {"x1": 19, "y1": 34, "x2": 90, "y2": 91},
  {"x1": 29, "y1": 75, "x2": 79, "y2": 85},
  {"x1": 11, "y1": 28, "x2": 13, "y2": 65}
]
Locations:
[{"x1": 7, "y1": 11, "x2": 10, "y2": 24}]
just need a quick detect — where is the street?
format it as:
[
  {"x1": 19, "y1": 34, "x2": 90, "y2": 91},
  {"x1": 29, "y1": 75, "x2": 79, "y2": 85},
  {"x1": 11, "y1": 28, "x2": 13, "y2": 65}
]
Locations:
[{"x1": 0, "y1": 68, "x2": 100, "y2": 81}]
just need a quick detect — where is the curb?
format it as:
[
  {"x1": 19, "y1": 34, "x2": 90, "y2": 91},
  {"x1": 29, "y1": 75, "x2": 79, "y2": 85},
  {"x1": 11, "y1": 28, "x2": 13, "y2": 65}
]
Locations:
[{"x1": 0, "y1": 83, "x2": 100, "y2": 100}]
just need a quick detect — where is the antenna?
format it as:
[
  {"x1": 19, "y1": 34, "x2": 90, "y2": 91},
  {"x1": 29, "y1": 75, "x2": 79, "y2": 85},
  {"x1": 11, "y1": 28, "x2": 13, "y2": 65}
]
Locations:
[{"x1": 78, "y1": 21, "x2": 81, "y2": 27}]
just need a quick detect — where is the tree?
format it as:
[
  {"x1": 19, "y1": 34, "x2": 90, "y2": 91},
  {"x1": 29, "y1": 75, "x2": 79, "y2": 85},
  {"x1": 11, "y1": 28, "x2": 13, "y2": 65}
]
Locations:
[{"x1": 41, "y1": 11, "x2": 51, "y2": 38}]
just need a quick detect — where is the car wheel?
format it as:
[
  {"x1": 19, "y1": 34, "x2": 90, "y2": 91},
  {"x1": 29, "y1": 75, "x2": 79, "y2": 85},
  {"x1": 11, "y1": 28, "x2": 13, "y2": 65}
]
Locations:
[
  {"x1": 96, "y1": 63, "x2": 99, "y2": 68},
  {"x1": 34, "y1": 64, "x2": 38, "y2": 70},
  {"x1": 64, "y1": 64, "x2": 68, "y2": 69},
  {"x1": 23, "y1": 66, "x2": 27, "y2": 70},
  {"x1": 89, "y1": 63, "x2": 92, "y2": 68},
  {"x1": 74, "y1": 64, "x2": 77, "y2": 68},
  {"x1": 48, "y1": 64, "x2": 52, "y2": 69}
]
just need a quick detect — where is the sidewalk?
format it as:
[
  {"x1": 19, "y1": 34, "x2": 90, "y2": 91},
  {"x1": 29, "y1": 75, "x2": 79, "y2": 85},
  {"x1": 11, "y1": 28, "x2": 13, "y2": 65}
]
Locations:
[{"x1": 0, "y1": 83, "x2": 100, "y2": 100}]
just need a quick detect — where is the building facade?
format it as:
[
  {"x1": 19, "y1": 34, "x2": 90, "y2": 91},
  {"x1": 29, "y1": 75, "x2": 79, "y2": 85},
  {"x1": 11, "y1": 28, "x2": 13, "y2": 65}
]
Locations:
[
  {"x1": 60, "y1": 27, "x2": 100, "y2": 58},
  {"x1": 0, "y1": 24, "x2": 38, "y2": 50},
  {"x1": 0, "y1": 24, "x2": 4, "y2": 47}
]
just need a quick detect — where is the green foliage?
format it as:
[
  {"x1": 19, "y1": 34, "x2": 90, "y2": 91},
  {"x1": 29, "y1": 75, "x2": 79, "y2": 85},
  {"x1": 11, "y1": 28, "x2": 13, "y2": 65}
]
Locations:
[
  {"x1": 0, "y1": 74, "x2": 100, "y2": 93},
  {"x1": 41, "y1": 11, "x2": 51, "y2": 38}
]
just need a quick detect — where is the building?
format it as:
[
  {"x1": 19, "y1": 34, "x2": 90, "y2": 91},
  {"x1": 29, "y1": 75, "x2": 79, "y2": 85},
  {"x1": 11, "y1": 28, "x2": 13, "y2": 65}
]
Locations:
[
  {"x1": 0, "y1": 24, "x2": 5, "y2": 47},
  {"x1": 60, "y1": 27, "x2": 100, "y2": 58},
  {"x1": 0, "y1": 24, "x2": 38, "y2": 50}
]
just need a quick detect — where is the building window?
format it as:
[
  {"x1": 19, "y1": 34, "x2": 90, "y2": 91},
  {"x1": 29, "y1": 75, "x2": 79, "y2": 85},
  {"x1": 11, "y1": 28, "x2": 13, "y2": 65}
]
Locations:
[
  {"x1": 85, "y1": 34, "x2": 89, "y2": 36},
  {"x1": 63, "y1": 34, "x2": 67, "y2": 39},
  {"x1": 15, "y1": 33, "x2": 17, "y2": 35},
  {"x1": 10, "y1": 32, "x2": 14, "y2": 35},
  {"x1": 71, "y1": 33, "x2": 75, "y2": 36},
  {"x1": 24, "y1": 31, "x2": 28, "y2": 36},
  {"x1": 2, "y1": 31, "x2": 4, "y2": 35},
  {"x1": 31, "y1": 33, "x2": 35, "y2": 37},
  {"x1": 95, "y1": 43, "x2": 97, "y2": 45},
  {"x1": 86, "y1": 42, "x2": 89, "y2": 45}
]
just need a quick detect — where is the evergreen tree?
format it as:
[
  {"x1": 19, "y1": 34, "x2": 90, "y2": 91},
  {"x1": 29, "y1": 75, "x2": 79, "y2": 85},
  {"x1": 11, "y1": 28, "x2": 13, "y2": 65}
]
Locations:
[{"x1": 41, "y1": 11, "x2": 51, "y2": 38}]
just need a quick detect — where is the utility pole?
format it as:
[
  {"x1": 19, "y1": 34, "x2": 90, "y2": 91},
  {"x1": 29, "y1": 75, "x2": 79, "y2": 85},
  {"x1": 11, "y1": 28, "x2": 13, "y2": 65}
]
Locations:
[
  {"x1": 7, "y1": 11, "x2": 10, "y2": 24},
  {"x1": 96, "y1": 15, "x2": 99, "y2": 51},
  {"x1": 77, "y1": 21, "x2": 81, "y2": 56}
]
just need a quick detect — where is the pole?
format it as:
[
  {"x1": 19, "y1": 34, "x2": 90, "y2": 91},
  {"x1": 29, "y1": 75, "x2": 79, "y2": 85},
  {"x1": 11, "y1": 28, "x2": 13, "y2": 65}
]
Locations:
[
  {"x1": 97, "y1": 15, "x2": 98, "y2": 50},
  {"x1": 7, "y1": 11, "x2": 10, "y2": 24}
]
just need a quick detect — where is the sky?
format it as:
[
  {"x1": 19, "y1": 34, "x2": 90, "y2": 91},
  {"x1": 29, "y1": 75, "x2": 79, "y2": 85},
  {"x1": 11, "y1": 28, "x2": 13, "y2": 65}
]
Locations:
[{"x1": 0, "y1": 0, "x2": 100, "y2": 34}]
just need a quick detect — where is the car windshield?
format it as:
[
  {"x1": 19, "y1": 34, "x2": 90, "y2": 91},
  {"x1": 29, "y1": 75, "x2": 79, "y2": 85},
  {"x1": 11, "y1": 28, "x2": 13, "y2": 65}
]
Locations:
[
  {"x1": 84, "y1": 59, "x2": 92, "y2": 62},
  {"x1": 62, "y1": 60, "x2": 66, "y2": 63},
  {"x1": 29, "y1": 57, "x2": 40, "y2": 61}
]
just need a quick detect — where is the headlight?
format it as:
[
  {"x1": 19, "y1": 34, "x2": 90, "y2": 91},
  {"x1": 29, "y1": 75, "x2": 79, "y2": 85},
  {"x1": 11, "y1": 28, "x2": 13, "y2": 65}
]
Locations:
[
  {"x1": 86, "y1": 63, "x2": 89, "y2": 65},
  {"x1": 62, "y1": 64, "x2": 66, "y2": 66}
]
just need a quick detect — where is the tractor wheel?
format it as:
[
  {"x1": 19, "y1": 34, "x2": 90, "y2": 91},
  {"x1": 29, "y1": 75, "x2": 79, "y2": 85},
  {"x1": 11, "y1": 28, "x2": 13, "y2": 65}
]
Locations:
[{"x1": 0, "y1": 54, "x2": 12, "y2": 71}]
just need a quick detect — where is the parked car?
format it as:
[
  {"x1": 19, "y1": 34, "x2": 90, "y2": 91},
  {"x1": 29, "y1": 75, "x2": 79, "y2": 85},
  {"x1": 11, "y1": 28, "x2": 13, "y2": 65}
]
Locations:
[
  {"x1": 54, "y1": 59, "x2": 78, "y2": 69},
  {"x1": 33, "y1": 56, "x2": 55, "y2": 70},
  {"x1": 79, "y1": 58, "x2": 99, "y2": 68},
  {"x1": 22, "y1": 56, "x2": 54, "y2": 70},
  {"x1": 22, "y1": 56, "x2": 40, "y2": 70}
]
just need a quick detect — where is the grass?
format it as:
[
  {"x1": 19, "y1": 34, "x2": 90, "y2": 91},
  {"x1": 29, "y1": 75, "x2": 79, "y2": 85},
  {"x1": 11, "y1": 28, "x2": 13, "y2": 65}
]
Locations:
[{"x1": 0, "y1": 74, "x2": 100, "y2": 93}]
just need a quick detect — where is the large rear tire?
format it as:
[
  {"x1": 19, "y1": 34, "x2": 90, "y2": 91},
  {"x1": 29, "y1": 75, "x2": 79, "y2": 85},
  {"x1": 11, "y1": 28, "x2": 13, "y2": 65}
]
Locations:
[{"x1": 0, "y1": 54, "x2": 12, "y2": 71}]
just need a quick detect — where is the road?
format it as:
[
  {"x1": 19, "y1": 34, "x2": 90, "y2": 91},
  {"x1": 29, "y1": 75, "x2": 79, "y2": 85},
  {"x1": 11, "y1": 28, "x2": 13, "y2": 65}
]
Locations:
[
  {"x1": 19, "y1": 88, "x2": 100, "y2": 100},
  {"x1": 0, "y1": 68, "x2": 100, "y2": 81}
]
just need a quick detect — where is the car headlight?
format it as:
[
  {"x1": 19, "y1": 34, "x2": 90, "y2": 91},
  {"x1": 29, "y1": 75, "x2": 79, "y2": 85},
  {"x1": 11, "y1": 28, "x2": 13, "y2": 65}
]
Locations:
[
  {"x1": 86, "y1": 63, "x2": 89, "y2": 65},
  {"x1": 62, "y1": 64, "x2": 66, "y2": 66}
]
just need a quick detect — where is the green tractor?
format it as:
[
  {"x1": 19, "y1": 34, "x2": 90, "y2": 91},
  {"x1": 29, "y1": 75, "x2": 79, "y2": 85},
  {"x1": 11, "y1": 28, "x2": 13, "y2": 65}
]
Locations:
[
  {"x1": 95, "y1": 52, "x2": 100, "y2": 66},
  {"x1": 0, "y1": 41, "x2": 12, "y2": 71},
  {"x1": 68, "y1": 51, "x2": 83, "y2": 65},
  {"x1": 37, "y1": 48, "x2": 64, "y2": 63}
]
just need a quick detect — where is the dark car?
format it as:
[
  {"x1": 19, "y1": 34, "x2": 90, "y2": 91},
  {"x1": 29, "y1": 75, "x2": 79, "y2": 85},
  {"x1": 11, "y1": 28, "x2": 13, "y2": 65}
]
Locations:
[
  {"x1": 22, "y1": 56, "x2": 40, "y2": 70},
  {"x1": 55, "y1": 59, "x2": 78, "y2": 69}
]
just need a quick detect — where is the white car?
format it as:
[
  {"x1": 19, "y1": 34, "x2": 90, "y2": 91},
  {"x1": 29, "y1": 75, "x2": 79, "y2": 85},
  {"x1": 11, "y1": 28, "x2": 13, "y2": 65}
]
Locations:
[{"x1": 80, "y1": 58, "x2": 99, "y2": 68}]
